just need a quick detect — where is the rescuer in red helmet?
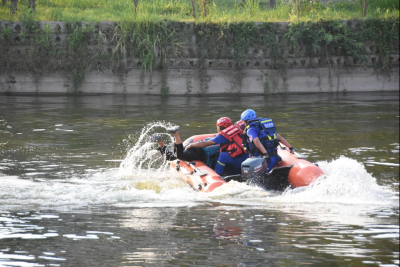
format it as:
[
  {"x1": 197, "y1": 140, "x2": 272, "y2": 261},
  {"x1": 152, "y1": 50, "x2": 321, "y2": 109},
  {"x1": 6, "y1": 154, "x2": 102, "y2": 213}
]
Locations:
[{"x1": 185, "y1": 117, "x2": 248, "y2": 176}]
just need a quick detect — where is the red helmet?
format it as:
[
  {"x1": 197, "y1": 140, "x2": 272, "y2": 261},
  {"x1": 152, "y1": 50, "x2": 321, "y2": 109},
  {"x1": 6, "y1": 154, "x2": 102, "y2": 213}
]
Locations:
[
  {"x1": 216, "y1": 117, "x2": 233, "y2": 129},
  {"x1": 235, "y1": 120, "x2": 246, "y2": 130}
]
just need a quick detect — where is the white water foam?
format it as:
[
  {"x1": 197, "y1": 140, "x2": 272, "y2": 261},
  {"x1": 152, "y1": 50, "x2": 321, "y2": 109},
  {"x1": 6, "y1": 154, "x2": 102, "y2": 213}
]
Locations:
[
  {"x1": 279, "y1": 156, "x2": 396, "y2": 205},
  {"x1": 0, "y1": 123, "x2": 398, "y2": 214},
  {"x1": 0, "y1": 156, "x2": 397, "y2": 212},
  {"x1": 0, "y1": 168, "x2": 201, "y2": 210},
  {"x1": 118, "y1": 121, "x2": 176, "y2": 176}
]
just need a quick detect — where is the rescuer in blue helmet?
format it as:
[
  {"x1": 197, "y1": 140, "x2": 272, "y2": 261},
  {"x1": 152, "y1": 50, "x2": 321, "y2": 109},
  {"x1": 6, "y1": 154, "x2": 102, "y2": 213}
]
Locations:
[{"x1": 240, "y1": 109, "x2": 295, "y2": 173}]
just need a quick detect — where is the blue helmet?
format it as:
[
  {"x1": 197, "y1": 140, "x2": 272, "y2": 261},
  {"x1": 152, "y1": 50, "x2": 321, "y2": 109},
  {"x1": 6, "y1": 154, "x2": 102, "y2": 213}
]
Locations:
[{"x1": 241, "y1": 109, "x2": 257, "y2": 121}]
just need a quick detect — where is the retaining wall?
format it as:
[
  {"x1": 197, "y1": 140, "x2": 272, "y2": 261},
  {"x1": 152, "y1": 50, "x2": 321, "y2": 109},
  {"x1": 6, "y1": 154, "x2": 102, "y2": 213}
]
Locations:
[{"x1": 0, "y1": 21, "x2": 398, "y2": 95}]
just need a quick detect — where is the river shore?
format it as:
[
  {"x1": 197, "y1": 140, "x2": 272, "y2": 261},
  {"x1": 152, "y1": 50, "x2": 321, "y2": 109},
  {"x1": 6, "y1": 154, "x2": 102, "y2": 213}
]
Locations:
[{"x1": 1, "y1": 19, "x2": 399, "y2": 95}]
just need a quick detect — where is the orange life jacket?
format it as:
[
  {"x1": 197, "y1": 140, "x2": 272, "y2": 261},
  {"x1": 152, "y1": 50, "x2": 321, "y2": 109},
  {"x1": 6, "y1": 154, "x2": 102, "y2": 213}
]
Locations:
[{"x1": 219, "y1": 125, "x2": 247, "y2": 158}]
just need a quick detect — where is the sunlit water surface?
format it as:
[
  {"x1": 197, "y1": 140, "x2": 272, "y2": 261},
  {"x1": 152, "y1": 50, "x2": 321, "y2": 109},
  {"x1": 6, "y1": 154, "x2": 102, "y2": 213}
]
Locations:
[{"x1": 0, "y1": 92, "x2": 399, "y2": 266}]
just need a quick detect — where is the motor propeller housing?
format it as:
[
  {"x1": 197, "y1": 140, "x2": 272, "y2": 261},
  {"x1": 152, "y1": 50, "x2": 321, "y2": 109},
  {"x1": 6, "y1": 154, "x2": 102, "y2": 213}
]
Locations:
[{"x1": 241, "y1": 157, "x2": 268, "y2": 186}]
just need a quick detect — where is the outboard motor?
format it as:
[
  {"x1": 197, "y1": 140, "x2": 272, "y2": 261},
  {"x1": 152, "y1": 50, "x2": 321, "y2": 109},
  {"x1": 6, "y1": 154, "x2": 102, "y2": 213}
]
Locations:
[
  {"x1": 241, "y1": 157, "x2": 268, "y2": 187},
  {"x1": 240, "y1": 157, "x2": 293, "y2": 191}
]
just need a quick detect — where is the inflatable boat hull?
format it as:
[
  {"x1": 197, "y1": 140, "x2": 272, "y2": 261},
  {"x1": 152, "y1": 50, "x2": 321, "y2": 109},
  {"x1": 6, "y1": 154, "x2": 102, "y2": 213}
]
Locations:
[{"x1": 170, "y1": 134, "x2": 324, "y2": 192}]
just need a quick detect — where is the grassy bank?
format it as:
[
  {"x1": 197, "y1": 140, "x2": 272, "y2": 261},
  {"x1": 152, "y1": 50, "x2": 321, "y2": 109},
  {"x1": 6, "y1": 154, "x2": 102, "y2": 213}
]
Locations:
[{"x1": 0, "y1": 0, "x2": 399, "y2": 23}]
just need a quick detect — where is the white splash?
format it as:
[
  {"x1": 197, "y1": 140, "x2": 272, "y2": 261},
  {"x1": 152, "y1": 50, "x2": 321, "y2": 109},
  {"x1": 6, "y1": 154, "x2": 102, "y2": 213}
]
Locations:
[
  {"x1": 118, "y1": 121, "x2": 176, "y2": 176},
  {"x1": 0, "y1": 121, "x2": 398, "y2": 216},
  {"x1": 278, "y1": 156, "x2": 397, "y2": 206}
]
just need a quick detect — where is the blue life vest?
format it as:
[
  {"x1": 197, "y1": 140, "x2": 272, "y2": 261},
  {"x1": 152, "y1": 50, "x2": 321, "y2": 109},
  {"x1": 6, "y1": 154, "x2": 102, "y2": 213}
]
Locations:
[
  {"x1": 245, "y1": 118, "x2": 279, "y2": 156},
  {"x1": 202, "y1": 138, "x2": 220, "y2": 169}
]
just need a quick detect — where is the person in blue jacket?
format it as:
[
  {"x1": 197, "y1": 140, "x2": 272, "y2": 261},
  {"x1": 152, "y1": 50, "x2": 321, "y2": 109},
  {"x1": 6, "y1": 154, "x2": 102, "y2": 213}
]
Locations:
[
  {"x1": 240, "y1": 109, "x2": 295, "y2": 173},
  {"x1": 185, "y1": 117, "x2": 248, "y2": 176}
]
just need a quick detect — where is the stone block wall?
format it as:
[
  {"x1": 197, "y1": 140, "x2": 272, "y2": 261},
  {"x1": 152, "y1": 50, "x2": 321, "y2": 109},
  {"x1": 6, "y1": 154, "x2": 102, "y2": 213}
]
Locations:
[{"x1": 0, "y1": 20, "x2": 398, "y2": 95}]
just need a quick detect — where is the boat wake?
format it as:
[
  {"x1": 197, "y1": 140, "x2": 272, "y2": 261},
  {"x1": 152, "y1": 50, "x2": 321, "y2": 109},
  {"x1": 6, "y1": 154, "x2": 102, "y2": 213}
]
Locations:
[{"x1": 0, "y1": 123, "x2": 398, "y2": 216}]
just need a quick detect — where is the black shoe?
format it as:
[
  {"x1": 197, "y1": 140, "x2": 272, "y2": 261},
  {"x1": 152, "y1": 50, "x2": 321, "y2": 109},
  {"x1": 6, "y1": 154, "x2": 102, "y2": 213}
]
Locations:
[
  {"x1": 146, "y1": 135, "x2": 162, "y2": 143},
  {"x1": 166, "y1": 125, "x2": 180, "y2": 134}
]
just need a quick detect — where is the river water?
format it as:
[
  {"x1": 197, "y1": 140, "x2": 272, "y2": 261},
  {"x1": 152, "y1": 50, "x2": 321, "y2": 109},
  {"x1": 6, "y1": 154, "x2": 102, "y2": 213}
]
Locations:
[{"x1": 0, "y1": 92, "x2": 399, "y2": 267}]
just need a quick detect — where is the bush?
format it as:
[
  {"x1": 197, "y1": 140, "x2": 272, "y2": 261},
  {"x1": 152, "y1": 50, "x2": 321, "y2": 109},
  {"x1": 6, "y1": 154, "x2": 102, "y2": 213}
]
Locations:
[{"x1": 369, "y1": 0, "x2": 399, "y2": 9}]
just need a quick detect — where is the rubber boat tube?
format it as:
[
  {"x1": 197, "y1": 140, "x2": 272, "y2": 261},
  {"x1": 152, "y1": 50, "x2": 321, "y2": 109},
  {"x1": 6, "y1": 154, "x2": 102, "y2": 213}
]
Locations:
[
  {"x1": 277, "y1": 146, "x2": 324, "y2": 188},
  {"x1": 170, "y1": 134, "x2": 324, "y2": 192},
  {"x1": 170, "y1": 134, "x2": 226, "y2": 193}
]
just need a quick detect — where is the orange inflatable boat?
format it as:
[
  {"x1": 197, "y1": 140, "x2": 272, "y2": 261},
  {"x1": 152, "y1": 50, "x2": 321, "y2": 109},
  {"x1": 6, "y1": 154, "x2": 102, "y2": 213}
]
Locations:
[{"x1": 170, "y1": 134, "x2": 324, "y2": 193}]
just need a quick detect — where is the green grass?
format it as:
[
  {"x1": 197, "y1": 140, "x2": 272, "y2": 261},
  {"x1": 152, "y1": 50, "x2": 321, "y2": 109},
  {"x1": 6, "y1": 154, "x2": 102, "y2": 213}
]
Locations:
[{"x1": 0, "y1": 0, "x2": 398, "y2": 23}]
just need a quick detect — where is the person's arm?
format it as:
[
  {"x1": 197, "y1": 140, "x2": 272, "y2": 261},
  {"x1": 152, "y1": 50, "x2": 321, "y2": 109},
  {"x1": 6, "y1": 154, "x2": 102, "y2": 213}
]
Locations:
[
  {"x1": 185, "y1": 140, "x2": 216, "y2": 150},
  {"x1": 276, "y1": 133, "x2": 291, "y2": 148},
  {"x1": 157, "y1": 140, "x2": 177, "y2": 161},
  {"x1": 253, "y1": 137, "x2": 267, "y2": 155},
  {"x1": 277, "y1": 133, "x2": 295, "y2": 153}
]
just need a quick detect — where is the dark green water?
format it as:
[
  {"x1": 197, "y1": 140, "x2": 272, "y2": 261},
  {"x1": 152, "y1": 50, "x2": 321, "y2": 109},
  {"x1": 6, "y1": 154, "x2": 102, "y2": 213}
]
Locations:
[{"x1": 0, "y1": 92, "x2": 399, "y2": 266}]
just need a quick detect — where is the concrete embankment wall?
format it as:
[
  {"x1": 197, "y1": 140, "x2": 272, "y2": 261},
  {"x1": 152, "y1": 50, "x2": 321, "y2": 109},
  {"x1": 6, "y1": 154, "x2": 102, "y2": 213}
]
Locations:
[
  {"x1": 2, "y1": 67, "x2": 398, "y2": 95},
  {"x1": 0, "y1": 21, "x2": 399, "y2": 95}
]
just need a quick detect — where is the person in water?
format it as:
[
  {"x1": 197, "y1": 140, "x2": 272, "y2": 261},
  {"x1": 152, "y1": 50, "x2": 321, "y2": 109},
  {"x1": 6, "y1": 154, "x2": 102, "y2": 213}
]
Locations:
[
  {"x1": 184, "y1": 117, "x2": 249, "y2": 176},
  {"x1": 240, "y1": 109, "x2": 295, "y2": 173},
  {"x1": 149, "y1": 126, "x2": 220, "y2": 169}
]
